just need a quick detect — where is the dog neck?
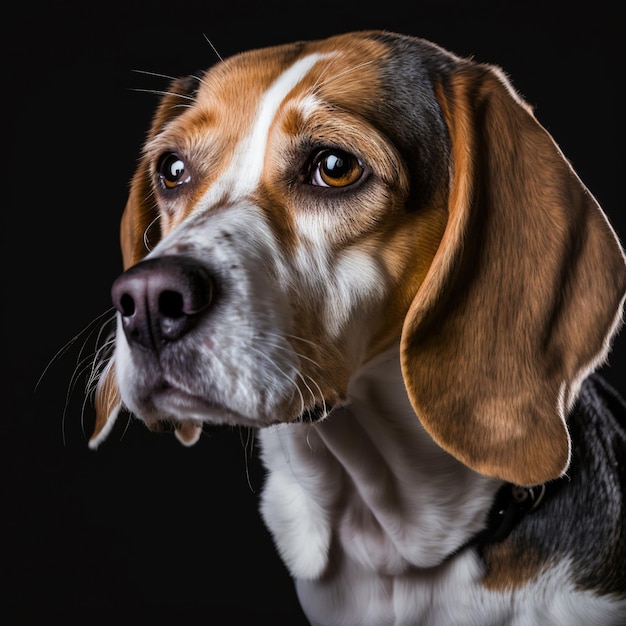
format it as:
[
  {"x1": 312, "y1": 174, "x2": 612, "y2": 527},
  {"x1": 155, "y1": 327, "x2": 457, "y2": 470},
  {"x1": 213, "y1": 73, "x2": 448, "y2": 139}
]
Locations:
[{"x1": 259, "y1": 345, "x2": 503, "y2": 581}]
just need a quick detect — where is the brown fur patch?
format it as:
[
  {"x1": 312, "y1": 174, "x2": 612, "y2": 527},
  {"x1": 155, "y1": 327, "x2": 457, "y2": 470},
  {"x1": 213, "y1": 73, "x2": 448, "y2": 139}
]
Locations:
[{"x1": 481, "y1": 540, "x2": 547, "y2": 591}]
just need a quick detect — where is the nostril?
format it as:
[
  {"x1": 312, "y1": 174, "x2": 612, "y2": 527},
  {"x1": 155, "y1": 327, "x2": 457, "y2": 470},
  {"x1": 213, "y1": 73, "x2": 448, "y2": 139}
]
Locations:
[
  {"x1": 159, "y1": 290, "x2": 185, "y2": 318},
  {"x1": 111, "y1": 255, "x2": 215, "y2": 350},
  {"x1": 119, "y1": 293, "x2": 136, "y2": 317}
]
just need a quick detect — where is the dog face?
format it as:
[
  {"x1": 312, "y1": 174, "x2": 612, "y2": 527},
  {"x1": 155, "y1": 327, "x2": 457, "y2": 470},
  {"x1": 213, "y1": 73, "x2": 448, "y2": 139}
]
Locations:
[{"x1": 91, "y1": 31, "x2": 626, "y2": 487}]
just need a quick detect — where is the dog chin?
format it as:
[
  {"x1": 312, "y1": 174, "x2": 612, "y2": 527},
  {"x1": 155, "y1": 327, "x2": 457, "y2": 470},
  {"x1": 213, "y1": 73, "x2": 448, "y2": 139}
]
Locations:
[
  {"x1": 126, "y1": 377, "x2": 337, "y2": 445},
  {"x1": 132, "y1": 385, "x2": 285, "y2": 443}
]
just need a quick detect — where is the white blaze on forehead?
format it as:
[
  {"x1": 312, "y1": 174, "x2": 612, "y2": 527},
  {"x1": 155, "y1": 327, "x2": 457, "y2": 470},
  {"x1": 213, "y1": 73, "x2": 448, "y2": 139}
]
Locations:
[{"x1": 199, "y1": 52, "x2": 332, "y2": 208}]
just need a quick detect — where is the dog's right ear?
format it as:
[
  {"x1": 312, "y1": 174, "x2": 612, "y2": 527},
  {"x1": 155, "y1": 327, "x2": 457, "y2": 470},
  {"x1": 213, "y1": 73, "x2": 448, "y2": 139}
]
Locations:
[{"x1": 89, "y1": 75, "x2": 200, "y2": 449}]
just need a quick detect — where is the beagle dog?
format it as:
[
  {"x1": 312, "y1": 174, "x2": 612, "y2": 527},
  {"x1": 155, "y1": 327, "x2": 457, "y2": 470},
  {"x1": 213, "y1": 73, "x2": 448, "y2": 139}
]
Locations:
[{"x1": 89, "y1": 31, "x2": 626, "y2": 625}]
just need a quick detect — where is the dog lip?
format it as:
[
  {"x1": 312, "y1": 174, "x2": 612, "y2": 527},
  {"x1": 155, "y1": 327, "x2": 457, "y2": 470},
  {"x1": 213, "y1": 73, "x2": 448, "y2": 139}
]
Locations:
[
  {"x1": 151, "y1": 383, "x2": 219, "y2": 415},
  {"x1": 148, "y1": 382, "x2": 258, "y2": 427}
]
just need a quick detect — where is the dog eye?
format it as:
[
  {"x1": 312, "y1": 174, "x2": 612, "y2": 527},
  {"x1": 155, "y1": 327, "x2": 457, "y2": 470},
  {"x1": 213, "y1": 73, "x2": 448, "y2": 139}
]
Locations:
[
  {"x1": 157, "y1": 152, "x2": 190, "y2": 189},
  {"x1": 310, "y1": 149, "x2": 364, "y2": 188}
]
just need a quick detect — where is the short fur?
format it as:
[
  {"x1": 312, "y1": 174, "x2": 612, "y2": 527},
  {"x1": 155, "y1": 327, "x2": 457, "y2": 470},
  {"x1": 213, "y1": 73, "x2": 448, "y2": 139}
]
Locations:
[{"x1": 89, "y1": 31, "x2": 626, "y2": 624}]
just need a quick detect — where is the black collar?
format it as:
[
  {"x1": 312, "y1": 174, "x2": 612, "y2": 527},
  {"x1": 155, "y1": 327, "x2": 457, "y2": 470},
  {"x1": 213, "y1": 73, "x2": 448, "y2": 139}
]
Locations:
[
  {"x1": 448, "y1": 481, "x2": 553, "y2": 563},
  {"x1": 476, "y1": 482, "x2": 548, "y2": 547}
]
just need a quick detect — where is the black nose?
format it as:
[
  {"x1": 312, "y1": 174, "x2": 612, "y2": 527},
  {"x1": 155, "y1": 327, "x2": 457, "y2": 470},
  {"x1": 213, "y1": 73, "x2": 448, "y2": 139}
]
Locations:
[{"x1": 111, "y1": 255, "x2": 213, "y2": 351}]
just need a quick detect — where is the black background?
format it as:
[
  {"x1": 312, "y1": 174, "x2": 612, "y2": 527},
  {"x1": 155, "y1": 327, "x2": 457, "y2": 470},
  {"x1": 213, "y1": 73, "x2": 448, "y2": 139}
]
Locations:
[{"x1": 5, "y1": 1, "x2": 625, "y2": 623}]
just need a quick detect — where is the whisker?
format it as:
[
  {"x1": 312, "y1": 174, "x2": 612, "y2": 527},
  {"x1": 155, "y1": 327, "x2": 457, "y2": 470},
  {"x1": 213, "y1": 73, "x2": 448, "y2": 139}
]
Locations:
[
  {"x1": 118, "y1": 412, "x2": 133, "y2": 441},
  {"x1": 238, "y1": 426, "x2": 257, "y2": 493},
  {"x1": 132, "y1": 68, "x2": 203, "y2": 85},
  {"x1": 309, "y1": 56, "x2": 337, "y2": 92},
  {"x1": 253, "y1": 332, "x2": 329, "y2": 417},
  {"x1": 74, "y1": 357, "x2": 108, "y2": 443},
  {"x1": 143, "y1": 213, "x2": 161, "y2": 252},
  {"x1": 247, "y1": 345, "x2": 306, "y2": 416},
  {"x1": 202, "y1": 33, "x2": 224, "y2": 63},
  {"x1": 314, "y1": 59, "x2": 375, "y2": 93},
  {"x1": 283, "y1": 332, "x2": 324, "y2": 350},
  {"x1": 129, "y1": 87, "x2": 197, "y2": 101},
  {"x1": 167, "y1": 103, "x2": 194, "y2": 111},
  {"x1": 131, "y1": 68, "x2": 179, "y2": 82},
  {"x1": 296, "y1": 371, "x2": 318, "y2": 415},
  {"x1": 58, "y1": 312, "x2": 117, "y2": 445},
  {"x1": 250, "y1": 336, "x2": 330, "y2": 420},
  {"x1": 263, "y1": 331, "x2": 324, "y2": 371},
  {"x1": 302, "y1": 373, "x2": 329, "y2": 420},
  {"x1": 35, "y1": 308, "x2": 115, "y2": 393},
  {"x1": 85, "y1": 333, "x2": 116, "y2": 395}
]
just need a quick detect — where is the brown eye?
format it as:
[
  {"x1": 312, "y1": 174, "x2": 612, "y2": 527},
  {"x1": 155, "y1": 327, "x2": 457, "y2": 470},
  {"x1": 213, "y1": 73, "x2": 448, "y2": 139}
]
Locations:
[
  {"x1": 310, "y1": 149, "x2": 364, "y2": 188},
  {"x1": 157, "y1": 152, "x2": 190, "y2": 189}
]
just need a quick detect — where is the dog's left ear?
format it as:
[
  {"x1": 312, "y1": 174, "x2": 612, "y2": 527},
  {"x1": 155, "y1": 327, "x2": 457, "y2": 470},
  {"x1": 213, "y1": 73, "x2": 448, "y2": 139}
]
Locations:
[
  {"x1": 401, "y1": 62, "x2": 626, "y2": 486},
  {"x1": 89, "y1": 75, "x2": 199, "y2": 448},
  {"x1": 88, "y1": 163, "x2": 154, "y2": 449}
]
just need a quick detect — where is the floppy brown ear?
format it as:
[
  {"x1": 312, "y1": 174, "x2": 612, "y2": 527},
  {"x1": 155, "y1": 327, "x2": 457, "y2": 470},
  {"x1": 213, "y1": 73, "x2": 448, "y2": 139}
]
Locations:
[
  {"x1": 88, "y1": 167, "x2": 153, "y2": 448},
  {"x1": 400, "y1": 62, "x2": 626, "y2": 486},
  {"x1": 89, "y1": 75, "x2": 199, "y2": 447}
]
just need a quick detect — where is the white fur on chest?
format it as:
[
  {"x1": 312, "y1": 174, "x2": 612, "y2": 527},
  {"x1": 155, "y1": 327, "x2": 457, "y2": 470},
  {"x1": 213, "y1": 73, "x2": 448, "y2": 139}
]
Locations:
[
  {"x1": 294, "y1": 554, "x2": 624, "y2": 626},
  {"x1": 258, "y1": 348, "x2": 624, "y2": 625},
  {"x1": 260, "y1": 348, "x2": 499, "y2": 579}
]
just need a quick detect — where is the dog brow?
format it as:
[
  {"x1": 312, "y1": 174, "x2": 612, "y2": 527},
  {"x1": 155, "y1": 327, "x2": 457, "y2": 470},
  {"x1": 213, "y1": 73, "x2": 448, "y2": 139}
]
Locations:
[{"x1": 198, "y1": 52, "x2": 333, "y2": 209}]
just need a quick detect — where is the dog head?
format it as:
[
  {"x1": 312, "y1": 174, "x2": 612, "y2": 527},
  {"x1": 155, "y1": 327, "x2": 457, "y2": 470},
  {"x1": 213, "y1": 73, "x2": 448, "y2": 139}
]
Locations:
[{"x1": 90, "y1": 31, "x2": 626, "y2": 487}]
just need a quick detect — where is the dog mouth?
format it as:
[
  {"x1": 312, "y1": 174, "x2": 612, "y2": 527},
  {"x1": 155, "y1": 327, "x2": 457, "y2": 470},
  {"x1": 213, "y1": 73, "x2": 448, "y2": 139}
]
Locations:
[
  {"x1": 142, "y1": 381, "x2": 252, "y2": 442},
  {"x1": 140, "y1": 389, "x2": 330, "y2": 445},
  {"x1": 132, "y1": 373, "x2": 334, "y2": 446}
]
